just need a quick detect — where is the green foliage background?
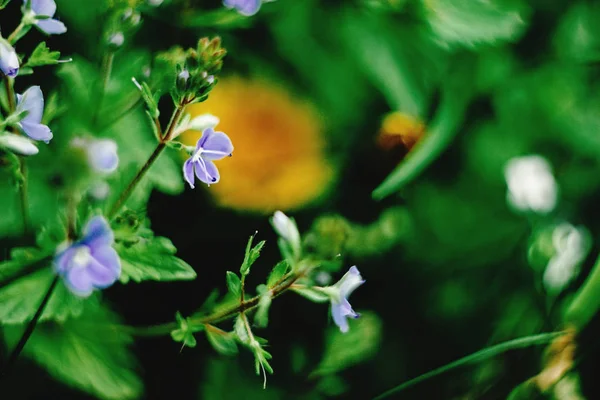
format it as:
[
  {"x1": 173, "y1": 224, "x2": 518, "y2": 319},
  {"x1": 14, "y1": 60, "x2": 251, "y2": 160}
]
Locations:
[{"x1": 2, "y1": 0, "x2": 600, "y2": 399}]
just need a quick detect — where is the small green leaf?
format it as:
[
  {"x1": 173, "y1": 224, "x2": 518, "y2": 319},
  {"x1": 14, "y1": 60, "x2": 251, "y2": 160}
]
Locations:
[
  {"x1": 116, "y1": 236, "x2": 197, "y2": 284},
  {"x1": 24, "y1": 42, "x2": 64, "y2": 68},
  {"x1": 3, "y1": 304, "x2": 142, "y2": 400},
  {"x1": 266, "y1": 260, "x2": 289, "y2": 288},
  {"x1": 313, "y1": 311, "x2": 382, "y2": 376},
  {"x1": 240, "y1": 233, "x2": 265, "y2": 276},
  {"x1": 254, "y1": 292, "x2": 272, "y2": 328},
  {"x1": 226, "y1": 271, "x2": 241, "y2": 297},
  {"x1": 205, "y1": 325, "x2": 239, "y2": 356},
  {"x1": 234, "y1": 314, "x2": 250, "y2": 344}
]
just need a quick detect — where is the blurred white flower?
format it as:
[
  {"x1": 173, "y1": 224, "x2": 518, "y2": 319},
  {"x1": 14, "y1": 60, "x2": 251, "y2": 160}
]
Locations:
[
  {"x1": 504, "y1": 155, "x2": 558, "y2": 213},
  {"x1": 543, "y1": 223, "x2": 590, "y2": 294}
]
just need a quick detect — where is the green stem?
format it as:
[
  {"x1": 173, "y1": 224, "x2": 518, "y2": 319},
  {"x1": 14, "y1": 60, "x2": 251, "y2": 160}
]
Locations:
[
  {"x1": 564, "y1": 253, "x2": 600, "y2": 330},
  {"x1": 121, "y1": 269, "x2": 306, "y2": 337},
  {"x1": 107, "y1": 103, "x2": 185, "y2": 219},
  {"x1": 93, "y1": 51, "x2": 115, "y2": 126},
  {"x1": 7, "y1": 21, "x2": 29, "y2": 45},
  {"x1": 0, "y1": 275, "x2": 59, "y2": 379},
  {"x1": 373, "y1": 332, "x2": 566, "y2": 400}
]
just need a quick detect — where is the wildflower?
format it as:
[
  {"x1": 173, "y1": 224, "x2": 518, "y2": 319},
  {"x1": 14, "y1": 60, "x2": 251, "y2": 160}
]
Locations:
[
  {"x1": 223, "y1": 0, "x2": 261, "y2": 16},
  {"x1": 54, "y1": 216, "x2": 121, "y2": 297},
  {"x1": 16, "y1": 86, "x2": 52, "y2": 143},
  {"x1": 107, "y1": 32, "x2": 125, "y2": 48},
  {"x1": 543, "y1": 223, "x2": 589, "y2": 294},
  {"x1": 24, "y1": 0, "x2": 67, "y2": 35},
  {"x1": 183, "y1": 127, "x2": 233, "y2": 188},
  {"x1": 329, "y1": 266, "x2": 365, "y2": 333},
  {"x1": 0, "y1": 37, "x2": 18, "y2": 77},
  {"x1": 0, "y1": 133, "x2": 38, "y2": 155},
  {"x1": 271, "y1": 211, "x2": 301, "y2": 260},
  {"x1": 73, "y1": 137, "x2": 119, "y2": 173},
  {"x1": 504, "y1": 155, "x2": 558, "y2": 213},
  {"x1": 180, "y1": 77, "x2": 334, "y2": 213}
]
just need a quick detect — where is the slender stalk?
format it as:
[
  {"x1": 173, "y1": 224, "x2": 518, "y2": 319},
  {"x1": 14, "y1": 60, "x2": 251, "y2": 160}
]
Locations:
[
  {"x1": 7, "y1": 21, "x2": 26, "y2": 45},
  {"x1": 564, "y1": 253, "x2": 600, "y2": 330},
  {"x1": 373, "y1": 331, "x2": 567, "y2": 400},
  {"x1": 93, "y1": 51, "x2": 115, "y2": 126},
  {"x1": 4, "y1": 76, "x2": 30, "y2": 234},
  {"x1": 0, "y1": 275, "x2": 59, "y2": 379},
  {"x1": 121, "y1": 269, "x2": 306, "y2": 337},
  {"x1": 107, "y1": 103, "x2": 185, "y2": 219}
]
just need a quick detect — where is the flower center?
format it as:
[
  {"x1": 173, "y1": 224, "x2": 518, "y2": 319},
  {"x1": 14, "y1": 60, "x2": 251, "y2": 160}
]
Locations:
[
  {"x1": 191, "y1": 147, "x2": 205, "y2": 162},
  {"x1": 71, "y1": 246, "x2": 92, "y2": 269}
]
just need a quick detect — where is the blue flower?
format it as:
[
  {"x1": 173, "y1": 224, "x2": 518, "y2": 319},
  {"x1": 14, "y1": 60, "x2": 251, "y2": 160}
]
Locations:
[
  {"x1": 0, "y1": 38, "x2": 19, "y2": 77},
  {"x1": 54, "y1": 216, "x2": 121, "y2": 297},
  {"x1": 223, "y1": 0, "x2": 261, "y2": 16},
  {"x1": 330, "y1": 266, "x2": 365, "y2": 333},
  {"x1": 183, "y1": 127, "x2": 233, "y2": 188},
  {"x1": 16, "y1": 86, "x2": 52, "y2": 143},
  {"x1": 24, "y1": 0, "x2": 67, "y2": 35},
  {"x1": 73, "y1": 137, "x2": 119, "y2": 174}
]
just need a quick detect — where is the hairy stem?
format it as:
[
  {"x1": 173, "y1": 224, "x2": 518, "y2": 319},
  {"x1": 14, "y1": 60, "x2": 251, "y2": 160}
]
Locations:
[
  {"x1": 7, "y1": 21, "x2": 27, "y2": 45},
  {"x1": 0, "y1": 275, "x2": 59, "y2": 379},
  {"x1": 121, "y1": 268, "x2": 307, "y2": 337},
  {"x1": 107, "y1": 103, "x2": 185, "y2": 219}
]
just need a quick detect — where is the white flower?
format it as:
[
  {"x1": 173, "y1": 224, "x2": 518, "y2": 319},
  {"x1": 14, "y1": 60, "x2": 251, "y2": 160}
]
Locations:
[
  {"x1": 504, "y1": 155, "x2": 558, "y2": 213},
  {"x1": 543, "y1": 223, "x2": 590, "y2": 293}
]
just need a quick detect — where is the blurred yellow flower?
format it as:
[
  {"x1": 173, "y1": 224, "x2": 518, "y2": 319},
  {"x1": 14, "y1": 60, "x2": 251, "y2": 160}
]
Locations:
[{"x1": 180, "y1": 77, "x2": 335, "y2": 213}]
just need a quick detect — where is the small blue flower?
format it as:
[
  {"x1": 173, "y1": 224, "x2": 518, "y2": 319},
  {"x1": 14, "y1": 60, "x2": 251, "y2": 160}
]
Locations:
[
  {"x1": 223, "y1": 0, "x2": 261, "y2": 16},
  {"x1": 16, "y1": 86, "x2": 52, "y2": 143},
  {"x1": 24, "y1": 0, "x2": 67, "y2": 35},
  {"x1": 330, "y1": 266, "x2": 365, "y2": 333},
  {"x1": 87, "y1": 139, "x2": 119, "y2": 173},
  {"x1": 183, "y1": 127, "x2": 233, "y2": 188},
  {"x1": 0, "y1": 38, "x2": 19, "y2": 77},
  {"x1": 54, "y1": 216, "x2": 121, "y2": 297}
]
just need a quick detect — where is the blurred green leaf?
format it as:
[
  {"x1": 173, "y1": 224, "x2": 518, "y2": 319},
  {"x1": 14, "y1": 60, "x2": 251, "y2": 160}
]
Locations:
[
  {"x1": 0, "y1": 267, "x2": 99, "y2": 324},
  {"x1": 266, "y1": 260, "x2": 289, "y2": 288},
  {"x1": 170, "y1": 311, "x2": 199, "y2": 348},
  {"x1": 421, "y1": 0, "x2": 529, "y2": 48},
  {"x1": 226, "y1": 271, "x2": 241, "y2": 297},
  {"x1": 205, "y1": 325, "x2": 239, "y2": 356},
  {"x1": 313, "y1": 311, "x2": 382, "y2": 376},
  {"x1": 3, "y1": 304, "x2": 142, "y2": 400},
  {"x1": 116, "y1": 236, "x2": 196, "y2": 283},
  {"x1": 554, "y1": 2, "x2": 600, "y2": 63}
]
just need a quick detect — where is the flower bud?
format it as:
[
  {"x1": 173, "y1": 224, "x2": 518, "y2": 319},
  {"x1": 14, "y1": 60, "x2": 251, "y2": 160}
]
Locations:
[
  {"x1": 107, "y1": 32, "x2": 125, "y2": 49},
  {"x1": 271, "y1": 211, "x2": 301, "y2": 259},
  {"x1": 0, "y1": 37, "x2": 19, "y2": 78},
  {"x1": 0, "y1": 133, "x2": 38, "y2": 155},
  {"x1": 504, "y1": 155, "x2": 558, "y2": 214}
]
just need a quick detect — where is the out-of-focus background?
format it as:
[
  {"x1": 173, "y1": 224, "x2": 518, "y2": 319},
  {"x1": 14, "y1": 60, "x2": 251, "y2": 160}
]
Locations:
[{"x1": 3, "y1": 0, "x2": 600, "y2": 398}]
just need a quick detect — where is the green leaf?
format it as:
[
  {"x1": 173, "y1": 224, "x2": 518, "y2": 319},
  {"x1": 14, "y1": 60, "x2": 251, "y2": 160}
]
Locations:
[
  {"x1": 170, "y1": 312, "x2": 199, "y2": 348},
  {"x1": 266, "y1": 260, "x2": 289, "y2": 288},
  {"x1": 205, "y1": 325, "x2": 239, "y2": 356},
  {"x1": 24, "y1": 42, "x2": 64, "y2": 68},
  {"x1": 313, "y1": 311, "x2": 382, "y2": 376},
  {"x1": 240, "y1": 233, "x2": 265, "y2": 276},
  {"x1": 0, "y1": 267, "x2": 99, "y2": 324},
  {"x1": 116, "y1": 236, "x2": 197, "y2": 283},
  {"x1": 254, "y1": 291, "x2": 272, "y2": 328},
  {"x1": 421, "y1": 0, "x2": 529, "y2": 48},
  {"x1": 226, "y1": 271, "x2": 241, "y2": 297},
  {"x1": 234, "y1": 314, "x2": 250, "y2": 344},
  {"x1": 3, "y1": 304, "x2": 143, "y2": 400}
]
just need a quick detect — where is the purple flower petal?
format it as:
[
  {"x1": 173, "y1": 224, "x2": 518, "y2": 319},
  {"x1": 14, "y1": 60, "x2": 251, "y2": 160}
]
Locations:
[
  {"x1": 28, "y1": 0, "x2": 57, "y2": 16},
  {"x1": 200, "y1": 128, "x2": 234, "y2": 160},
  {"x1": 65, "y1": 267, "x2": 94, "y2": 297},
  {"x1": 183, "y1": 158, "x2": 196, "y2": 189},
  {"x1": 195, "y1": 158, "x2": 220, "y2": 185},
  {"x1": 17, "y1": 86, "x2": 44, "y2": 124},
  {"x1": 19, "y1": 121, "x2": 52, "y2": 143},
  {"x1": 82, "y1": 216, "x2": 114, "y2": 248},
  {"x1": 223, "y1": 0, "x2": 261, "y2": 16},
  {"x1": 90, "y1": 246, "x2": 121, "y2": 277},
  {"x1": 331, "y1": 303, "x2": 349, "y2": 333},
  {"x1": 54, "y1": 245, "x2": 81, "y2": 274},
  {"x1": 87, "y1": 254, "x2": 119, "y2": 288},
  {"x1": 37, "y1": 18, "x2": 67, "y2": 35}
]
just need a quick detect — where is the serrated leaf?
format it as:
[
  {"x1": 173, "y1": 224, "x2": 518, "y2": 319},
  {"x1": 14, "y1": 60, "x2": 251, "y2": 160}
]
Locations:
[
  {"x1": 240, "y1": 234, "x2": 265, "y2": 276},
  {"x1": 205, "y1": 325, "x2": 239, "y2": 356},
  {"x1": 116, "y1": 236, "x2": 196, "y2": 283},
  {"x1": 3, "y1": 304, "x2": 143, "y2": 400},
  {"x1": 312, "y1": 311, "x2": 382, "y2": 376},
  {"x1": 0, "y1": 267, "x2": 99, "y2": 324},
  {"x1": 170, "y1": 311, "x2": 200, "y2": 349},
  {"x1": 226, "y1": 271, "x2": 241, "y2": 297},
  {"x1": 24, "y1": 42, "x2": 62, "y2": 68},
  {"x1": 266, "y1": 260, "x2": 289, "y2": 288}
]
